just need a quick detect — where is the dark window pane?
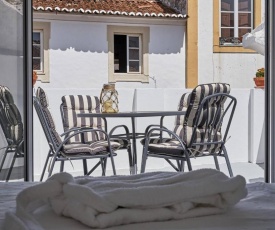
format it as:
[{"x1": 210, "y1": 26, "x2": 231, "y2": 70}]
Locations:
[
  {"x1": 33, "y1": 32, "x2": 40, "y2": 45},
  {"x1": 239, "y1": 28, "x2": 251, "y2": 37},
  {"x1": 221, "y1": 28, "x2": 234, "y2": 37},
  {"x1": 221, "y1": 13, "x2": 234, "y2": 27},
  {"x1": 129, "y1": 61, "x2": 139, "y2": 72},
  {"x1": 129, "y1": 49, "x2": 139, "y2": 60},
  {"x1": 129, "y1": 36, "x2": 139, "y2": 48},
  {"x1": 33, "y1": 59, "x2": 41, "y2": 70},
  {"x1": 239, "y1": 13, "x2": 251, "y2": 27},
  {"x1": 221, "y1": 0, "x2": 234, "y2": 11},
  {"x1": 114, "y1": 35, "x2": 127, "y2": 73},
  {"x1": 239, "y1": 0, "x2": 251, "y2": 11},
  {"x1": 33, "y1": 45, "x2": 40, "y2": 57}
]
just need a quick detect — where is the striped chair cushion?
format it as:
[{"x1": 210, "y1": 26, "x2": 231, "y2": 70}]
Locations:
[
  {"x1": 110, "y1": 138, "x2": 131, "y2": 148},
  {"x1": 36, "y1": 87, "x2": 63, "y2": 148},
  {"x1": 174, "y1": 83, "x2": 230, "y2": 155},
  {"x1": 36, "y1": 87, "x2": 120, "y2": 157},
  {"x1": 61, "y1": 95, "x2": 105, "y2": 144},
  {"x1": 0, "y1": 85, "x2": 24, "y2": 145},
  {"x1": 63, "y1": 140, "x2": 120, "y2": 156},
  {"x1": 36, "y1": 87, "x2": 49, "y2": 107},
  {"x1": 148, "y1": 140, "x2": 183, "y2": 156},
  {"x1": 140, "y1": 137, "x2": 173, "y2": 145},
  {"x1": 144, "y1": 84, "x2": 230, "y2": 157},
  {"x1": 61, "y1": 95, "x2": 131, "y2": 149}
]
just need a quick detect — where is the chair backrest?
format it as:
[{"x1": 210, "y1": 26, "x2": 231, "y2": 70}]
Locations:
[
  {"x1": 60, "y1": 95, "x2": 106, "y2": 144},
  {"x1": 34, "y1": 87, "x2": 63, "y2": 151},
  {"x1": 0, "y1": 85, "x2": 23, "y2": 146},
  {"x1": 173, "y1": 83, "x2": 235, "y2": 155}
]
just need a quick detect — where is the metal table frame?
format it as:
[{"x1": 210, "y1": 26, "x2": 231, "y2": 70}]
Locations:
[{"x1": 77, "y1": 111, "x2": 186, "y2": 174}]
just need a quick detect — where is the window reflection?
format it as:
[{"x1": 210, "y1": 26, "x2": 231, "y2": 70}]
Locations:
[{"x1": 0, "y1": 0, "x2": 24, "y2": 181}]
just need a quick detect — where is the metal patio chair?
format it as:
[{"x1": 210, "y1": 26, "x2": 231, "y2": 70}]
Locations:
[
  {"x1": 34, "y1": 87, "x2": 119, "y2": 181},
  {"x1": 0, "y1": 85, "x2": 24, "y2": 182},
  {"x1": 140, "y1": 83, "x2": 237, "y2": 177},
  {"x1": 60, "y1": 95, "x2": 133, "y2": 174}
]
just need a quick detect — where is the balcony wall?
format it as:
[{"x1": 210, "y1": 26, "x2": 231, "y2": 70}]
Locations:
[{"x1": 32, "y1": 88, "x2": 265, "y2": 180}]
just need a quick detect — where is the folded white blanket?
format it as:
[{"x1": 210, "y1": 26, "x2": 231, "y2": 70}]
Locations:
[{"x1": 7, "y1": 169, "x2": 247, "y2": 229}]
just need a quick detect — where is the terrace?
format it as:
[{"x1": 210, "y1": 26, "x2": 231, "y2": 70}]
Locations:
[{"x1": 29, "y1": 87, "x2": 265, "y2": 182}]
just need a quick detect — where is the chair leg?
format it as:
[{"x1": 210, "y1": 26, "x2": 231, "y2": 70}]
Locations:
[
  {"x1": 60, "y1": 161, "x2": 64, "y2": 172},
  {"x1": 109, "y1": 150, "x2": 116, "y2": 176},
  {"x1": 185, "y1": 151, "x2": 192, "y2": 172},
  {"x1": 0, "y1": 147, "x2": 10, "y2": 173},
  {"x1": 40, "y1": 149, "x2": 51, "y2": 181},
  {"x1": 6, "y1": 152, "x2": 17, "y2": 182},
  {"x1": 213, "y1": 155, "x2": 220, "y2": 171},
  {"x1": 140, "y1": 144, "x2": 148, "y2": 173},
  {"x1": 127, "y1": 145, "x2": 133, "y2": 171},
  {"x1": 83, "y1": 159, "x2": 88, "y2": 175},
  {"x1": 48, "y1": 153, "x2": 58, "y2": 178},
  {"x1": 103, "y1": 158, "x2": 107, "y2": 172},
  {"x1": 180, "y1": 160, "x2": 185, "y2": 171},
  {"x1": 176, "y1": 160, "x2": 181, "y2": 171},
  {"x1": 100, "y1": 158, "x2": 106, "y2": 176},
  {"x1": 222, "y1": 146, "x2": 233, "y2": 177}
]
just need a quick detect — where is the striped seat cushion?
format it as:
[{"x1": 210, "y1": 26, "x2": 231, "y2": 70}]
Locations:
[
  {"x1": 63, "y1": 140, "x2": 120, "y2": 156},
  {"x1": 111, "y1": 138, "x2": 131, "y2": 148},
  {"x1": 140, "y1": 137, "x2": 173, "y2": 145},
  {"x1": 148, "y1": 140, "x2": 184, "y2": 156}
]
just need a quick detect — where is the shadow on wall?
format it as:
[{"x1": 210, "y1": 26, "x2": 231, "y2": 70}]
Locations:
[{"x1": 49, "y1": 22, "x2": 185, "y2": 55}]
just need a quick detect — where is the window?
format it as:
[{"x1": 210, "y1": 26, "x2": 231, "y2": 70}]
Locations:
[
  {"x1": 220, "y1": 0, "x2": 253, "y2": 45},
  {"x1": 33, "y1": 22, "x2": 50, "y2": 82},
  {"x1": 213, "y1": 0, "x2": 261, "y2": 52},
  {"x1": 33, "y1": 31, "x2": 43, "y2": 71},
  {"x1": 114, "y1": 35, "x2": 141, "y2": 73},
  {"x1": 108, "y1": 26, "x2": 149, "y2": 83}
]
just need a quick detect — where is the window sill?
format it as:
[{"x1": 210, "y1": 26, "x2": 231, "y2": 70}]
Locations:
[
  {"x1": 37, "y1": 72, "x2": 49, "y2": 83},
  {"x1": 109, "y1": 73, "x2": 149, "y2": 83},
  {"x1": 213, "y1": 45, "x2": 258, "y2": 53}
]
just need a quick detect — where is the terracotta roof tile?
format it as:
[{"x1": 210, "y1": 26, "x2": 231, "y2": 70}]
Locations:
[{"x1": 33, "y1": 0, "x2": 187, "y2": 18}]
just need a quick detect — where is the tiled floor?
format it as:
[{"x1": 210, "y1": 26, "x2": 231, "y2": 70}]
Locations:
[
  {"x1": 143, "y1": 162, "x2": 265, "y2": 183},
  {"x1": 1, "y1": 162, "x2": 265, "y2": 183}
]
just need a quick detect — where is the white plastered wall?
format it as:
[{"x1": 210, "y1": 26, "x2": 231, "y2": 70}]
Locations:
[{"x1": 34, "y1": 17, "x2": 186, "y2": 90}]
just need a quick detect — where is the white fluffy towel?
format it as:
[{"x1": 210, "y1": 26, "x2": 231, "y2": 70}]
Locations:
[{"x1": 13, "y1": 169, "x2": 247, "y2": 229}]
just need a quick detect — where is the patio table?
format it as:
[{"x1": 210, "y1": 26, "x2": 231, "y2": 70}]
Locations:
[{"x1": 77, "y1": 111, "x2": 186, "y2": 174}]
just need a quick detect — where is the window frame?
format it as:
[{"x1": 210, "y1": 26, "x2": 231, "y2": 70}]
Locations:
[
  {"x1": 127, "y1": 34, "x2": 141, "y2": 74},
  {"x1": 32, "y1": 30, "x2": 44, "y2": 72},
  {"x1": 107, "y1": 25, "x2": 149, "y2": 83},
  {"x1": 220, "y1": 0, "x2": 253, "y2": 46},
  {"x1": 213, "y1": 0, "x2": 261, "y2": 53},
  {"x1": 33, "y1": 22, "x2": 50, "y2": 82}
]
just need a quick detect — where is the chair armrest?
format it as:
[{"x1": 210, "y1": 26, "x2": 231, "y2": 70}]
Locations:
[
  {"x1": 56, "y1": 128, "x2": 112, "y2": 153},
  {"x1": 144, "y1": 127, "x2": 187, "y2": 152},
  {"x1": 109, "y1": 125, "x2": 131, "y2": 140},
  {"x1": 144, "y1": 123, "x2": 170, "y2": 140}
]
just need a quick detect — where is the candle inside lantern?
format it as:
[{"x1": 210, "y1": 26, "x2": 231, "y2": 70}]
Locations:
[{"x1": 104, "y1": 100, "x2": 114, "y2": 113}]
